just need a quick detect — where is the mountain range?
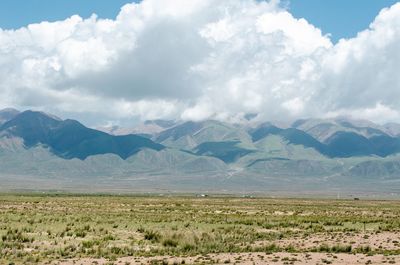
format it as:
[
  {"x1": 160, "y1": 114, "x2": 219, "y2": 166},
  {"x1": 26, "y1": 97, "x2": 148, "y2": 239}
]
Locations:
[{"x1": 1, "y1": 108, "x2": 400, "y2": 196}]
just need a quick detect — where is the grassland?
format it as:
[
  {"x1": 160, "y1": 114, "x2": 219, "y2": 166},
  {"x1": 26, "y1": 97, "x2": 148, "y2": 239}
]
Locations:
[{"x1": 0, "y1": 195, "x2": 400, "y2": 264}]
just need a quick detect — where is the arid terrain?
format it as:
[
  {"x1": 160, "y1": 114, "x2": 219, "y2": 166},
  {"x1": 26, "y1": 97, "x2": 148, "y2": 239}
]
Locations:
[{"x1": 0, "y1": 195, "x2": 399, "y2": 264}]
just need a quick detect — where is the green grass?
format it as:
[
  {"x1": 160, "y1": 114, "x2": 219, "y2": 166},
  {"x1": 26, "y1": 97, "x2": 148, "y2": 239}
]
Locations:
[{"x1": 0, "y1": 195, "x2": 399, "y2": 264}]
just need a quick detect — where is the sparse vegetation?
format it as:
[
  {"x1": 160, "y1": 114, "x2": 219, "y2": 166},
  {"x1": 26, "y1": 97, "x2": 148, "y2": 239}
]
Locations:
[{"x1": 0, "y1": 194, "x2": 399, "y2": 264}]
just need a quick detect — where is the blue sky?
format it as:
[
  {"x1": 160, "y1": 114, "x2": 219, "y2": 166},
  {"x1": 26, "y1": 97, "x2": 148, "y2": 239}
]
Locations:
[
  {"x1": 0, "y1": 0, "x2": 135, "y2": 29},
  {"x1": 0, "y1": 0, "x2": 398, "y2": 42},
  {"x1": 287, "y1": 0, "x2": 400, "y2": 42}
]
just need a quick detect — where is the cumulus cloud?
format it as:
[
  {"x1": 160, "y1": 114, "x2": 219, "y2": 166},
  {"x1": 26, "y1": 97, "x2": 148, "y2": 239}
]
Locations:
[
  {"x1": 317, "y1": 3, "x2": 400, "y2": 115},
  {"x1": 0, "y1": 0, "x2": 399, "y2": 125}
]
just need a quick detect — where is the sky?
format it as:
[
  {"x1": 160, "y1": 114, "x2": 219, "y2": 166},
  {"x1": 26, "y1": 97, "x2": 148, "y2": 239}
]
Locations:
[
  {"x1": 0, "y1": 0, "x2": 399, "y2": 126},
  {"x1": 0, "y1": 0, "x2": 135, "y2": 29},
  {"x1": 0, "y1": 0, "x2": 397, "y2": 42},
  {"x1": 287, "y1": 0, "x2": 400, "y2": 42}
]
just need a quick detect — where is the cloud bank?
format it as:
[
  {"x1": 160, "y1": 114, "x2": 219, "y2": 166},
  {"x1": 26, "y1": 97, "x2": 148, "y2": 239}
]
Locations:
[{"x1": 0, "y1": 0, "x2": 399, "y2": 125}]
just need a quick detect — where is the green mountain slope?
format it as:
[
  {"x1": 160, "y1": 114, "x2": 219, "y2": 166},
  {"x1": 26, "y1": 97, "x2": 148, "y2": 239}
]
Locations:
[
  {"x1": 1, "y1": 109, "x2": 400, "y2": 194},
  {"x1": 0, "y1": 111, "x2": 164, "y2": 160}
]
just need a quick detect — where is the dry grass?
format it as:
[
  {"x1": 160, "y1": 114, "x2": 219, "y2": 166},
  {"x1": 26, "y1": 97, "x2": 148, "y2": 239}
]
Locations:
[{"x1": 0, "y1": 195, "x2": 399, "y2": 264}]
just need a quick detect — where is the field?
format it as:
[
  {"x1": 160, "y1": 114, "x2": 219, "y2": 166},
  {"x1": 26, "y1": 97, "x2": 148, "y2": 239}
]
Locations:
[{"x1": 0, "y1": 195, "x2": 400, "y2": 264}]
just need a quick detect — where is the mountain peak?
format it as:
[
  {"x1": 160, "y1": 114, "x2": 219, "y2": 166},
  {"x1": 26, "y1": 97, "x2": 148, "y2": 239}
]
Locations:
[
  {"x1": 144, "y1": 119, "x2": 177, "y2": 128},
  {"x1": 0, "y1": 110, "x2": 164, "y2": 160},
  {"x1": 0, "y1": 108, "x2": 21, "y2": 125},
  {"x1": 22, "y1": 110, "x2": 62, "y2": 121},
  {"x1": 1, "y1": 110, "x2": 63, "y2": 130},
  {"x1": 0, "y1": 110, "x2": 63, "y2": 147},
  {"x1": 0, "y1": 108, "x2": 20, "y2": 114}
]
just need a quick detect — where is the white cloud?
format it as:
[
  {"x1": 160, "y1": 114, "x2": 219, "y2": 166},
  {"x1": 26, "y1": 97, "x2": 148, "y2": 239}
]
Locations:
[
  {"x1": 0, "y1": 0, "x2": 399, "y2": 125},
  {"x1": 256, "y1": 11, "x2": 331, "y2": 55},
  {"x1": 316, "y1": 3, "x2": 400, "y2": 118},
  {"x1": 325, "y1": 103, "x2": 400, "y2": 124}
]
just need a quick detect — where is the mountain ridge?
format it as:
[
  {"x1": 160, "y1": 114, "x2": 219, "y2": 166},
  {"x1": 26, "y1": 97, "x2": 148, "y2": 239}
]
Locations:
[
  {"x1": 0, "y1": 110, "x2": 165, "y2": 160},
  {"x1": 1, "y1": 108, "x2": 400, "y2": 193},
  {"x1": 4, "y1": 109, "x2": 400, "y2": 160}
]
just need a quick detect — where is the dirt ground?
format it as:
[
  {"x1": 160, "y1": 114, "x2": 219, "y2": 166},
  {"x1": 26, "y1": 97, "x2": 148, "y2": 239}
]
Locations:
[
  {"x1": 2, "y1": 196, "x2": 400, "y2": 265},
  {"x1": 53, "y1": 252, "x2": 400, "y2": 265},
  {"x1": 253, "y1": 231, "x2": 400, "y2": 251}
]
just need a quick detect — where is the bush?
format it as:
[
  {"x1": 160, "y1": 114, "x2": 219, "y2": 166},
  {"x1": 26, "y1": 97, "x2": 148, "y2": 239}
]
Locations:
[
  {"x1": 162, "y1": 238, "x2": 178, "y2": 248},
  {"x1": 144, "y1": 230, "x2": 161, "y2": 242}
]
